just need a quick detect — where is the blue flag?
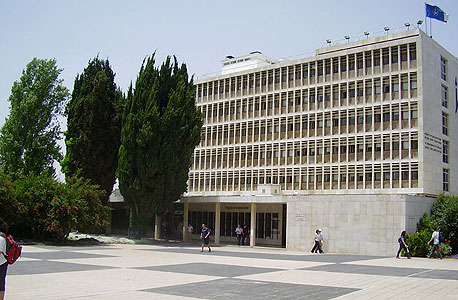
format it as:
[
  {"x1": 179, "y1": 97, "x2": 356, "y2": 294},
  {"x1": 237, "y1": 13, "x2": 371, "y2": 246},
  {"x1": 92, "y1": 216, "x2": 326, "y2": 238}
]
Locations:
[{"x1": 426, "y1": 4, "x2": 449, "y2": 23}]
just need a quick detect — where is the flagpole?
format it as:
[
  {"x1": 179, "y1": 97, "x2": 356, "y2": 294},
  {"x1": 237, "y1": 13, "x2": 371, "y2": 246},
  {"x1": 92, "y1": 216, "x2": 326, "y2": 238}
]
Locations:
[
  {"x1": 425, "y1": 16, "x2": 428, "y2": 34},
  {"x1": 424, "y1": 2, "x2": 427, "y2": 34}
]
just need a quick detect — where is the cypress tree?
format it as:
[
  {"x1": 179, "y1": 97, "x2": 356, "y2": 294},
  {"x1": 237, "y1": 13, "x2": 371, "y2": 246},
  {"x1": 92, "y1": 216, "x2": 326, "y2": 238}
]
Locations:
[
  {"x1": 62, "y1": 57, "x2": 123, "y2": 204},
  {"x1": 118, "y1": 54, "x2": 202, "y2": 225}
]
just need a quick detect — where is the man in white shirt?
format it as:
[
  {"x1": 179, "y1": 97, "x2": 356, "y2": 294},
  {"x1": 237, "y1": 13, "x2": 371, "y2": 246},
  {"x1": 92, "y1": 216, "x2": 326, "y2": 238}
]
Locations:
[
  {"x1": 311, "y1": 229, "x2": 324, "y2": 253},
  {"x1": 235, "y1": 225, "x2": 243, "y2": 245},
  {"x1": 427, "y1": 227, "x2": 443, "y2": 259},
  {"x1": 186, "y1": 224, "x2": 194, "y2": 243}
]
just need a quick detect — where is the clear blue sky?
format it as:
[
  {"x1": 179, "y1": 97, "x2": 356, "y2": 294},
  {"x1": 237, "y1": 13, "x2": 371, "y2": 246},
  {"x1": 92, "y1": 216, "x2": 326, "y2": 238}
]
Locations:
[{"x1": 1, "y1": 0, "x2": 457, "y2": 126}]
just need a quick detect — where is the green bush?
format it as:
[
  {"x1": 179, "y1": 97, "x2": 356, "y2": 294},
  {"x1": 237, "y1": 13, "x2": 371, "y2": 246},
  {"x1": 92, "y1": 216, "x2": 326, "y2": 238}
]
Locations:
[
  {"x1": 62, "y1": 176, "x2": 111, "y2": 234},
  {"x1": 416, "y1": 212, "x2": 436, "y2": 232},
  {"x1": 1, "y1": 174, "x2": 110, "y2": 241},
  {"x1": 438, "y1": 239, "x2": 453, "y2": 256},
  {"x1": 431, "y1": 194, "x2": 458, "y2": 254},
  {"x1": 406, "y1": 230, "x2": 431, "y2": 257},
  {"x1": 0, "y1": 173, "x2": 16, "y2": 227}
]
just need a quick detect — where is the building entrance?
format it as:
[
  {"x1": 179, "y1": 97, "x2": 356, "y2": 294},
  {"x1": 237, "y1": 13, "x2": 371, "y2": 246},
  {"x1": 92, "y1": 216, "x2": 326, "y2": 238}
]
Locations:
[{"x1": 187, "y1": 202, "x2": 284, "y2": 246}]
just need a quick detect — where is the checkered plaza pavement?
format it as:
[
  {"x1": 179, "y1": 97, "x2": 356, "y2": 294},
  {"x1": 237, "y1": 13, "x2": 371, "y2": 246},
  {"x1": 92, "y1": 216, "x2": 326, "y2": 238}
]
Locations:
[{"x1": 6, "y1": 243, "x2": 458, "y2": 299}]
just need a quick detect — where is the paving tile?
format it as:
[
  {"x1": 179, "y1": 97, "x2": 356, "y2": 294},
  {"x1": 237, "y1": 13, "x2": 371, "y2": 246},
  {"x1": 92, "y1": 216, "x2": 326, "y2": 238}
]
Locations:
[
  {"x1": 302, "y1": 263, "x2": 426, "y2": 277},
  {"x1": 135, "y1": 262, "x2": 281, "y2": 277},
  {"x1": 302, "y1": 263, "x2": 431, "y2": 277},
  {"x1": 144, "y1": 248, "x2": 383, "y2": 263},
  {"x1": 141, "y1": 278, "x2": 359, "y2": 300},
  {"x1": 410, "y1": 269, "x2": 458, "y2": 280},
  {"x1": 8, "y1": 260, "x2": 118, "y2": 275},
  {"x1": 22, "y1": 251, "x2": 117, "y2": 260}
]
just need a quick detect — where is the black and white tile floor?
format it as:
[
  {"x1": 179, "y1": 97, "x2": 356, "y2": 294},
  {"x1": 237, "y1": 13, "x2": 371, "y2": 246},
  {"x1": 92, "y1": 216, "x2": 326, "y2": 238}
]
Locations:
[{"x1": 7, "y1": 244, "x2": 458, "y2": 299}]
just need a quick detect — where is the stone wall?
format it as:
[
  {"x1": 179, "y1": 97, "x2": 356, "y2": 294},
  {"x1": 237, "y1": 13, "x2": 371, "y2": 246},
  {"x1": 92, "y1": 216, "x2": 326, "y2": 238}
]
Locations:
[{"x1": 286, "y1": 194, "x2": 434, "y2": 256}]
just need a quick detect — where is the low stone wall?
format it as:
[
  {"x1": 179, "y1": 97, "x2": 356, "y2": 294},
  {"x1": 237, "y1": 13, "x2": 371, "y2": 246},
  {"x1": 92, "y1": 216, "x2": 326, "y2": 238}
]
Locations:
[{"x1": 286, "y1": 194, "x2": 435, "y2": 256}]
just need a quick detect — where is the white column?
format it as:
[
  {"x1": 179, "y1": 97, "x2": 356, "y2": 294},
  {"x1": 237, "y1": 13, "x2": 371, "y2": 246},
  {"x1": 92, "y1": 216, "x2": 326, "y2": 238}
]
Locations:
[
  {"x1": 154, "y1": 215, "x2": 161, "y2": 240},
  {"x1": 215, "y1": 202, "x2": 221, "y2": 245},
  {"x1": 183, "y1": 202, "x2": 189, "y2": 242},
  {"x1": 250, "y1": 202, "x2": 256, "y2": 247}
]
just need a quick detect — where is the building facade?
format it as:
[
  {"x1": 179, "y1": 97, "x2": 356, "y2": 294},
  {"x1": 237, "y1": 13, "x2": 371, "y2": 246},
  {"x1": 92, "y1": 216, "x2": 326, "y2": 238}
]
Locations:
[{"x1": 182, "y1": 29, "x2": 458, "y2": 255}]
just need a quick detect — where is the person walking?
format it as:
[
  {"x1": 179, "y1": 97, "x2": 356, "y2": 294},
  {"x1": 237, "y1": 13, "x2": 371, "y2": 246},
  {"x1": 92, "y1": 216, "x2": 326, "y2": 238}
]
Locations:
[
  {"x1": 186, "y1": 224, "x2": 194, "y2": 243},
  {"x1": 235, "y1": 225, "x2": 243, "y2": 245},
  {"x1": 396, "y1": 230, "x2": 411, "y2": 259},
  {"x1": 427, "y1": 228, "x2": 443, "y2": 259},
  {"x1": 0, "y1": 218, "x2": 9, "y2": 300},
  {"x1": 200, "y1": 224, "x2": 212, "y2": 252},
  {"x1": 242, "y1": 225, "x2": 249, "y2": 245},
  {"x1": 311, "y1": 229, "x2": 324, "y2": 253}
]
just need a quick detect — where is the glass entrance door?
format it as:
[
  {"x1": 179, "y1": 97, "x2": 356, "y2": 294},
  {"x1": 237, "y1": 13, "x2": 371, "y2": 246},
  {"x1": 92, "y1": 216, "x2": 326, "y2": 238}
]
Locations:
[{"x1": 256, "y1": 212, "x2": 280, "y2": 240}]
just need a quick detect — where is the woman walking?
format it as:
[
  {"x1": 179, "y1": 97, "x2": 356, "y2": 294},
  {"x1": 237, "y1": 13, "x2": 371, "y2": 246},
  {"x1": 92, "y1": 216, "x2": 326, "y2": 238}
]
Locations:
[{"x1": 396, "y1": 230, "x2": 411, "y2": 259}]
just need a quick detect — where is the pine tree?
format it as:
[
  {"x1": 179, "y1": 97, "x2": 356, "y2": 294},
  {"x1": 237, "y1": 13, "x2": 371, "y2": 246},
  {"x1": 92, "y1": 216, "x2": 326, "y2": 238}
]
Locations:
[
  {"x1": 0, "y1": 58, "x2": 69, "y2": 177},
  {"x1": 117, "y1": 54, "x2": 202, "y2": 224},
  {"x1": 62, "y1": 57, "x2": 123, "y2": 204}
]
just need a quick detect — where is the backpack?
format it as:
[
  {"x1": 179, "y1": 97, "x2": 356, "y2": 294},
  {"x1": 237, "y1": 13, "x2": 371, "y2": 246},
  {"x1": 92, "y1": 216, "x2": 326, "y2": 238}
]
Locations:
[
  {"x1": 438, "y1": 232, "x2": 443, "y2": 244},
  {"x1": 0, "y1": 232, "x2": 22, "y2": 264}
]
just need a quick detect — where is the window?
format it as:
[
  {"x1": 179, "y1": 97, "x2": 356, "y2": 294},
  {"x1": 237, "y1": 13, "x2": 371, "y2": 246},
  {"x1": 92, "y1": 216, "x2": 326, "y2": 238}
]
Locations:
[
  {"x1": 401, "y1": 111, "x2": 409, "y2": 120},
  {"x1": 401, "y1": 81, "x2": 408, "y2": 91},
  {"x1": 443, "y1": 140, "x2": 449, "y2": 163},
  {"x1": 402, "y1": 141, "x2": 409, "y2": 150},
  {"x1": 441, "y1": 56, "x2": 447, "y2": 81},
  {"x1": 441, "y1": 85, "x2": 448, "y2": 108},
  {"x1": 375, "y1": 82, "x2": 381, "y2": 94},
  {"x1": 409, "y1": 44, "x2": 417, "y2": 60},
  {"x1": 384, "y1": 172, "x2": 390, "y2": 181},
  {"x1": 442, "y1": 112, "x2": 449, "y2": 135},
  {"x1": 402, "y1": 171, "x2": 409, "y2": 180},
  {"x1": 443, "y1": 168, "x2": 449, "y2": 191},
  {"x1": 375, "y1": 172, "x2": 381, "y2": 181}
]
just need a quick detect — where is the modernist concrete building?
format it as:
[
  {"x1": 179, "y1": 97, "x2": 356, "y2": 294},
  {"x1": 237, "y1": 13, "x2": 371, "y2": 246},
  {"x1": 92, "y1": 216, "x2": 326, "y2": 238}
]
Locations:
[{"x1": 182, "y1": 28, "x2": 458, "y2": 255}]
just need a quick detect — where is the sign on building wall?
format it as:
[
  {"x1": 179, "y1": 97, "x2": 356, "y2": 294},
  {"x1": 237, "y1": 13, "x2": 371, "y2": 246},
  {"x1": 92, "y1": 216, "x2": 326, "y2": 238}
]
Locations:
[
  {"x1": 174, "y1": 203, "x2": 184, "y2": 215},
  {"x1": 424, "y1": 132, "x2": 442, "y2": 154}
]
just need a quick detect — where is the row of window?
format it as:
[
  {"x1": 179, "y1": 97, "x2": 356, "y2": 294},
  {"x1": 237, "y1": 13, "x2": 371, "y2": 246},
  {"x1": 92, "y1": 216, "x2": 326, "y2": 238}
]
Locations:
[
  {"x1": 200, "y1": 73, "x2": 418, "y2": 123},
  {"x1": 188, "y1": 162, "x2": 420, "y2": 192},
  {"x1": 193, "y1": 133, "x2": 419, "y2": 170},
  {"x1": 198, "y1": 104, "x2": 418, "y2": 148},
  {"x1": 196, "y1": 43, "x2": 418, "y2": 101}
]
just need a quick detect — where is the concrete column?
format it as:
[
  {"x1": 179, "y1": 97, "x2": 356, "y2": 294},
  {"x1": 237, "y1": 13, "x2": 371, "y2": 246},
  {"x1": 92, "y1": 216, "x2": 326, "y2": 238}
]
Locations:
[
  {"x1": 215, "y1": 202, "x2": 221, "y2": 245},
  {"x1": 183, "y1": 202, "x2": 189, "y2": 242},
  {"x1": 250, "y1": 202, "x2": 256, "y2": 247},
  {"x1": 154, "y1": 215, "x2": 161, "y2": 239}
]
